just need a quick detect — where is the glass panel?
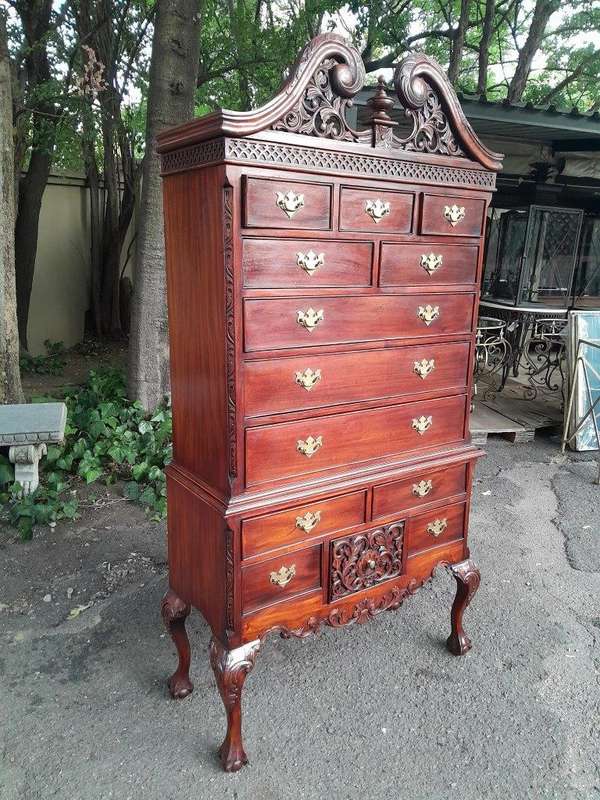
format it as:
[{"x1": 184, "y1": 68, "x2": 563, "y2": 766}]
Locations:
[
  {"x1": 520, "y1": 207, "x2": 582, "y2": 307},
  {"x1": 573, "y1": 215, "x2": 600, "y2": 309},
  {"x1": 482, "y1": 209, "x2": 528, "y2": 305}
]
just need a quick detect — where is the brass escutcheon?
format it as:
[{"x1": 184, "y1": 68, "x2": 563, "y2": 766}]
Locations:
[
  {"x1": 426, "y1": 518, "x2": 448, "y2": 537},
  {"x1": 296, "y1": 510, "x2": 321, "y2": 533},
  {"x1": 412, "y1": 415, "x2": 433, "y2": 435},
  {"x1": 295, "y1": 367, "x2": 322, "y2": 391},
  {"x1": 417, "y1": 305, "x2": 440, "y2": 326},
  {"x1": 269, "y1": 564, "x2": 296, "y2": 587},
  {"x1": 297, "y1": 307, "x2": 324, "y2": 332},
  {"x1": 296, "y1": 250, "x2": 325, "y2": 276},
  {"x1": 413, "y1": 479, "x2": 433, "y2": 498},
  {"x1": 276, "y1": 190, "x2": 305, "y2": 218},
  {"x1": 420, "y1": 252, "x2": 443, "y2": 275},
  {"x1": 364, "y1": 198, "x2": 391, "y2": 223},
  {"x1": 413, "y1": 358, "x2": 435, "y2": 379},
  {"x1": 443, "y1": 204, "x2": 465, "y2": 226},
  {"x1": 297, "y1": 435, "x2": 323, "y2": 457}
]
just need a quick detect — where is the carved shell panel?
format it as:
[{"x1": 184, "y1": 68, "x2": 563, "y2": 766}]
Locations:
[{"x1": 330, "y1": 522, "x2": 404, "y2": 600}]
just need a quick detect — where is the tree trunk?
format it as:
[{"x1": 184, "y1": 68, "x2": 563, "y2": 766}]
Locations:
[
  {"x1": 128, "y1": 0, "x2": 201, "y2": 411},
  {"x1": 0, "y1": 11, "x2": 24, "y2": 403},
  {"x1": 507, "y1": 0, "x2": 559, "y2": 103},
  {"x1": 447, "y1": 0, "x2": 471, "y2": 85},
  {"x1": 477, "y1": 0, "x2": 495, "y2": 95}
]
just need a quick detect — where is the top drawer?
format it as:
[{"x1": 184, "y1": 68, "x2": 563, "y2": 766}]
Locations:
[
  {"x1": 420, "y1": 194, "x2": 486, "y2": 237},
  {"x1": 339, "y1": 187, "x2": 414, "y2": 233},
  {"x1": 243, "y1": 177, "x2": 332, "y2": 230}
]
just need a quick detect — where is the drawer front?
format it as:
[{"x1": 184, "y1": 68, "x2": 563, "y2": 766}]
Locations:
[
  {"x1": 329, "y1": 519, "x2": 405, "y2": 601},
  {"x1": 420, "y1": 194, "x2": 486, "y2": 237},
  {"x1": 244, "y1": 293, "x2": 475, "y2": 352},
  {"x1": 380, "y1": 242, "x2": 479, "y2": 287},
  {"x1": 407, "y1": 501, "x2": 466, "y2": 555},
  {"x1": 242, "y1": 238, "x2": 373, "y2": 288},
  {"x1": 244, "y1": 341, "x2": 470, "y2": 417},
  {"x1": 242, "y1": 491, "x2": 366, "y2": 558},
  {"x1": 245, "y1": 394, "x2": 468, "y2": 486},
  {"x1": 339, "y1": 187, "x2": 414, "y2": 233},
  {"x1": 372, "y1": 462, "x2": 467, "y2": 519},
  {"x1": 244, "y1": 177, "x2": 332, "y2": 230},
  {"x1": 242, "y1": 544, "x2": 322, "y2": 614}
]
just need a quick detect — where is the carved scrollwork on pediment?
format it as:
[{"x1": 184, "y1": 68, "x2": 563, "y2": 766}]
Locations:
[{"x1": 271, "y1": 34, "x2": 368, "y2": 143}]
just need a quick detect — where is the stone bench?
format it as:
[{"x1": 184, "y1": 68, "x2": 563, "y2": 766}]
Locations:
[{"x1": 0, "y1": 403, "x2": 67, "y2": 495}]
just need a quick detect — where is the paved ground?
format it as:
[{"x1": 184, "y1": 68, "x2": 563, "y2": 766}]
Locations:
[{"x1": 1, "y1": 435, "x2": 599, "y2": 800}]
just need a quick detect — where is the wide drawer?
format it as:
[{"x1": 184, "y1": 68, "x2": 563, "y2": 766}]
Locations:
[
  {"x1": 407, "y1": 501, "x2": 466, "y2": 555},
  {"x1": 244, "y1": 293, "x2": 475, "y2": 352},
  {"x1": 420, "y1": 193, "x2": 486, "y2": 237},
  {"x1": 242, "y1": 238, "x2": 373, "y2": 288},
  {"x1": 244, "y1": 341, "x2": 470, "y2": 417},
  {"x1": 373, "y1": 462, "x2": 467, "y2": 519},
  {"x1": 380, "y1": 242, "x2": 479, "y2": 286},
  {"x1": 243, "y1": 176, "x2": 332, "y2": 230},
  {"x1": 245, "y1": 394, "x2": 468, "y2": 486},
  {"x1": 242, "y1": 491, "x2": 366, "y2": 558},
  {"x1": 339, "y1": 187, "x2": 414, "y2": 233},
  {"x1": 241, "y1": 544, "x2": 322, "y2": 614}
]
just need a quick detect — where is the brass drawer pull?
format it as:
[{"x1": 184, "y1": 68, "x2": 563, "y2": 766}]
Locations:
[
  {"x1": 296, "y1": 510, "x2": 321, "y2": 533},
  {"x1": 417, "y1": 305, "x2": 440, "y2": 326},
  {"x1": 295, "y1": 367, "x2": 322, "y2": 391},
  {"x1": 297, "y1": 307, "x2": 324, "y2": 332},
  {"x1": 420, "y1": 252, "x2": 443, "y2": 275},
  {"x1": 426, "y1": 518, "x2": 448, "y2": 538},
  {"x1": 276, "y1": 190, "x2": 305, "y2": 218},
  {"x1": 296, "y1": 250, "x2": 324, "y2": 276},
  {"x1": 443, "y1": 204, "x2": 465, "y2": 226},
  {"x1": 413, "y1": 479, "x2": 433, "y2": 498},
  {"x1": 269, "y1": 564, "x2": 296, "y2": 587},
  {"x1": 365, "y1": 198, "x2": 390, "y2": 223},
  {"x1": 412, "y1": 415, "x2": 433, "y2": 435},
  {"x1": 413, "y1": 358, "x2": 435, "y2": 380},
  {"x1": 297, "y1": 435, "x2": 323, "y2": 457}
]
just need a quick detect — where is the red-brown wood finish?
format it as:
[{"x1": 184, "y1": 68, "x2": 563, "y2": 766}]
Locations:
[
  {"x1": 339, "y1": 186, "x2": 414, "y2": 233},
  {"x1": 242, "y1": 490, "x2": 366, "y2": 558},
  {"x1": 379, "y1": 242, "x2": 479, "y2": 287},
  {"x1": 157, "y1": 33, "x2": 502, "y2": 772},
  {"x1": 243, "y1": 341, "x2": 470, "y2": 418},
  {"x1": 243, "y1": 292, "x2": 476, "y2": 352},
  {"x1": 242, "y1": 238, "x2": 373, "y2": 288}
]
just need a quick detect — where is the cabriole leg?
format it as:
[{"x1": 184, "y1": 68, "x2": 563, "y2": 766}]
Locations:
[
  {"x1": 161, "y1": 589, "x2": 193, "y2": 698},
  {"x1": 209, "y1": 636, "x2": 261, "y2": 772},
  {"x1": 446, "y1": 559, "x2": 481, "y2": 656}
]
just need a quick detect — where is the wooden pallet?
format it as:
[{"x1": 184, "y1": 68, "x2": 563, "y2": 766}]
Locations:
[{"x1": 470, "y1": 391, "x2": 562, "y2": 445}]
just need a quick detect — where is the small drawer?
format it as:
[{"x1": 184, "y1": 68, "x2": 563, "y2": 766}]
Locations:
[
  {"x1": 407, "y1": 502, "x2": 466, "y2": 556},
  {"x1": 373, "y1": 463, "x2": 467, "y2": 519},
  {"x1": 380, "y1": 242, "x2": 479, "y2": 286},
  {"x1": 243, "y1": 293, "x2": 475, "y2": 352},
  {"x1": 242, "y1": 238, "x2": 373, "y2": 288},
  {"x1": 245, "y1": 394, "x2": 468, "y2": 486},
  {"x1": 241, "y1": 544, "x2": 322, "y2": 614},
  {"x1": 420, "y1": 194, "x2": 486, "y2": 237},
  {"x1": 242, "y1": 491, "x2": 366, "y2": 558},
  {"x1": 244, "y1": 341, "x2": 470, "y2": 418},
  {"x1": 339, "y1": 187, "x2": 414, "y2": 233},
  {"x1": 243, "y1": 176, "x2": 332, "y2": 230}
]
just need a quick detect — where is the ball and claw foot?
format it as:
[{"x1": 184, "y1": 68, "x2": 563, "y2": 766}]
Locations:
[
  {"x1": 446, "y1": 558, "x2": 480, "y2": 656},
  {"x1": 209, "y1": 636, "x2": 261, "y2": 772},
  {"x1": 161, "y1": 589, "x2": 194, "y2": 698}
]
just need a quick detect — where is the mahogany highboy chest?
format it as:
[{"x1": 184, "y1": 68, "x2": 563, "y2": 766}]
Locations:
[{"x1": 157, "y1": 34, "x2": 502, "y2": 772}]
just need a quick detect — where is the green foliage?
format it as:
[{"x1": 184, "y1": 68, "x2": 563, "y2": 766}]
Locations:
[
  {"x1": 20, "y1": 340, "x2": 67, "y2": 375},
  {"x1": 1, "y1": 369, "x2": 172, "y2": 540}
]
